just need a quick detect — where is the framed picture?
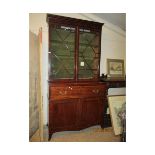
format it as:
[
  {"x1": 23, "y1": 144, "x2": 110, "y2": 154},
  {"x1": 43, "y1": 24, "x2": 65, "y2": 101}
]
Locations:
[
  {"x1": 107, "y1": 59, "x2": 125, "y2": 78},
  {"x1": 108, "y1": 95, "x2": 126, "y2": 135}
]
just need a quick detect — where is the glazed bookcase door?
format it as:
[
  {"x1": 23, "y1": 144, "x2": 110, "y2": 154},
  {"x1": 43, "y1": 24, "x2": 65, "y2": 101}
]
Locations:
[
  {"x1": 78, "y1": 29, "x2": 100, "y2": 80},
  {"x1": 49, "y1": 25, "x2": 75, "y2": 80}
]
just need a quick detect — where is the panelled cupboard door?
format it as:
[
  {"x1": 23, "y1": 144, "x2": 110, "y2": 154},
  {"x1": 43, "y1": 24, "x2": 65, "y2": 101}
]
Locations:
[
  {"x1": 80, "y1": 97, "x2": 104, "y2": 126},
  {"x1": 49, "y1": 99, "x2": 79, "y2": 128}
]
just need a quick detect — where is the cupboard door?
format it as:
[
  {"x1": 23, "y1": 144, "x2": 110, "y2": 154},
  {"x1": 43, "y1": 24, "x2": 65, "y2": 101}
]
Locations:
[
  {"x1": 78, "y1": 29, "x2": 100, "y2": 80},
  {"x1": 49, "y1": 99, "x2": 78, "y2": 129},
  {"x1": 49, "y1": 25, "x2": 76, "y2": 80},
  {"x1": 80, "y1": 97, "x2": 104, "y2": 126}
]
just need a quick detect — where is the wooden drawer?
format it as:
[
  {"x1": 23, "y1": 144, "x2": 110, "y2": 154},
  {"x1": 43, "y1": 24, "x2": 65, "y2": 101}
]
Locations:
[
  {"x1": 49, "y1": 86, "x2": 81, "y2": 100},
  {"x1": 79, "y1": 86, "x2": 106, "y2": 97},
  {"x1": 49, "y1": 84, "x2": 106, "y2": 100}
]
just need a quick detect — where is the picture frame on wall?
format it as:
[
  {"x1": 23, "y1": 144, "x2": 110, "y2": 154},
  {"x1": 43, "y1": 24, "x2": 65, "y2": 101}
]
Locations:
[{"x1": 107, "y1": 59, "x2": 125, "y2": 78}]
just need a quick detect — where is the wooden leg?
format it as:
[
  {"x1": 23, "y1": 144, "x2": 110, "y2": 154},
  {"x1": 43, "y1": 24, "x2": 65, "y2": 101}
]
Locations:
[
  {"x1": 100, "y1": 121, "x2": 104, "y2": 129},
  {"x1": 48, "y1": 132, "x2": 53, "y2": 141},
  {"x1": 120, "y1": 132, "x2": 126, "y2": 142}
]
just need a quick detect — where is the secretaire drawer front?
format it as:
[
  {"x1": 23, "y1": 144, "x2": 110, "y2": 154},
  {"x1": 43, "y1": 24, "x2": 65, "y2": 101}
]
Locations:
[
  {"x1": 49, "y1": 86, "x2": 81, "y2": 100},
  {"x1": 79, "y1": 86, "x2": 106, "y2": 97},
  {"x1": 49, "y1": 84, "x2": 107, "y2": 100}
]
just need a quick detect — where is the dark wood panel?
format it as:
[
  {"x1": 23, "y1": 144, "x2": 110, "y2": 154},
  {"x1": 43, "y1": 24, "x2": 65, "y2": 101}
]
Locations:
[
  {"x1": 49, "y1": 84, "x2": 107, "y2": 100},
  {"x1": 100, "y1": 78, "x2": 126, "y2": 88},
  {"x1": 48, "y1": 83, "x2": 106, "y2": 139},
  {"x1": 49, "y1": 99, "x2": 78, "y2": 128},
  {"x1": 79, "y1": 97, "x2": 104, "y2": 126},
  {"x1": 47, "y1": 14, "x2": 103, "y2": 32},
  {"x1": 79, "y1": 86, "x2": 106, "y2": 97},
  {"x1": 49, "y1": 85, "x2": 81, "y2": 100}
]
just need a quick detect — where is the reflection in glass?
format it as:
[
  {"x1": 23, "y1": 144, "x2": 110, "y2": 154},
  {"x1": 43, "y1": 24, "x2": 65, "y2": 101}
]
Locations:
[
  {"x1": 78, "y1": 29, "x2": 100, "y2": 79},
  {"x1": 49, "y1": 26, "x2": 75, "y2": 79}
]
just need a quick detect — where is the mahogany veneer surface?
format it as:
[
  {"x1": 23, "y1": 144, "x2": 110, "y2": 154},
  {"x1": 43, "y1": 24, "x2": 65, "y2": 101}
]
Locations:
[{"x1": 48, "y1": 82, "x2": 107, "y2": 139}]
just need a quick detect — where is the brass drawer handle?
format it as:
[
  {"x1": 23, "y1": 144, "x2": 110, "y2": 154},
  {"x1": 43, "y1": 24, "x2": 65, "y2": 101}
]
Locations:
[
  {"x1": 68, "y1": 86, "x2": 73, "y2": 90},
  {"x1": 59, "y1": 90, "x2": 67, "y2": 95},
  {"x1": 92, "y1": 89, "x2": 99, "y2": 94}
]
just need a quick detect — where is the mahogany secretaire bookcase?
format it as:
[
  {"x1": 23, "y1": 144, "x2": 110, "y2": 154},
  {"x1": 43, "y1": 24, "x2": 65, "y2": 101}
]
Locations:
[{"x1": 47, "y1": 14, "x2": 107, "y2": 140}]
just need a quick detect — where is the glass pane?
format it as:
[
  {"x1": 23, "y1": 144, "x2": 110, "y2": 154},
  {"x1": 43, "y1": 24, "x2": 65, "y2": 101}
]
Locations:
[
  {"x1": 78, "y1": 30, "x2": 100, "y2": 79},
  {"x1": 49, "y1": 26, "x2": 75, "y2": 79}
]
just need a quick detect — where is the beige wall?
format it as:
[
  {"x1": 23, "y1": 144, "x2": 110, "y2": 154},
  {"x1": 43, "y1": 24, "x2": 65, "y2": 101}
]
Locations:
[
  {"x1": 29, "y1": 13, "x2": 126, "y2": 125},
  {"x1": 101, "y1": 27, "x2": 126, "y2": 74}
]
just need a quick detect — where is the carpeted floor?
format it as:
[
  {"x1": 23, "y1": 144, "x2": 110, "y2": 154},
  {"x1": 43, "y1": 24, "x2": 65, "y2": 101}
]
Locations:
[
  {"x1": 30, "y1": 125, "x2": 120, "y2": 142},
  {"x1": 49, "y1": 126, "x2": 120, "y2": 142}
]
